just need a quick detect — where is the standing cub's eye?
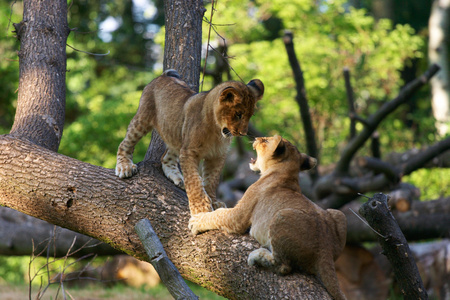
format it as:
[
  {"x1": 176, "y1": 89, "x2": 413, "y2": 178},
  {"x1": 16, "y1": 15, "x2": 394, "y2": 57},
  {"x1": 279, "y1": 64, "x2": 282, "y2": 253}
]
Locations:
[{"x1": 235, "y1": 113, "x2": 243, "y2": 120}]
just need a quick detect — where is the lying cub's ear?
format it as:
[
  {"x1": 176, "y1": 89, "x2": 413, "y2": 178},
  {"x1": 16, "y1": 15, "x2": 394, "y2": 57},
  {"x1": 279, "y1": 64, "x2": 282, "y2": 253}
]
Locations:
[
  {"x1": 272, "y1": 135, "x2": 285, "y2": 158},
  {"x1": 247, "y1": 79, "x2": 264, "y2": 101},
  {"x1": 220, "y1": 86, "x2": 239, "y2": 102},
  {"x1": 300, "y1": 154, "x2": 317, "y2": 171}
]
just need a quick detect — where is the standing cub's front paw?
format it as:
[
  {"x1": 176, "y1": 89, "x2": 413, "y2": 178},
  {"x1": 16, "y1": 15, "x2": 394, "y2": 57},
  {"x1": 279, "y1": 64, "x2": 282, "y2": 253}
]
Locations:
[
  {"x1": 212, "y1": 200, "x2": 227, "y2": 210},
  {"x1": 189, "y1": 213, "x2": 208, "y2": 235},
  {"x1": 115, "y1": 159, "x2": 138, "y2": 178}
]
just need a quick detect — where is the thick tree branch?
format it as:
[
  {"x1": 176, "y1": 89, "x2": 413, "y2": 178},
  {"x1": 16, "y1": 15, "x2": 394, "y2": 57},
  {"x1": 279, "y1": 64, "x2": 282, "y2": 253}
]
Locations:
[
  {"x1": 0, "y1": 135, "x2": 332, "y2": 299},
  {"x1": 402, "y1": 136, "x2": 450, "y2": 175}
]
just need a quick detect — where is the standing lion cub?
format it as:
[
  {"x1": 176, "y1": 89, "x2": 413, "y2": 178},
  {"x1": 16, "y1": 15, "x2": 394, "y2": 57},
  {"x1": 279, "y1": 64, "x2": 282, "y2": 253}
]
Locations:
[
  {"x1": 115, "y1": 70, "x2": 264, "y2": 215},
  {"x1": 189, "y1": 135, "x2": 347, "y2": 300}
]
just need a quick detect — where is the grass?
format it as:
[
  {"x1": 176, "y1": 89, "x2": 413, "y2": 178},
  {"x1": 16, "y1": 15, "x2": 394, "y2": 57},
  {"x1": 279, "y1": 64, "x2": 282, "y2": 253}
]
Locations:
[{"x1": 0, "y1": 255, "x2": 226, "y2": 300}]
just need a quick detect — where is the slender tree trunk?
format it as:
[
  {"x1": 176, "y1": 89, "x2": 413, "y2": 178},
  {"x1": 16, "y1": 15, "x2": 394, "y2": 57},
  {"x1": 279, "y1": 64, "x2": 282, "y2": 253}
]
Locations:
[{"x1": 429, "y1": 0, "x2": 450, "y2": 136}]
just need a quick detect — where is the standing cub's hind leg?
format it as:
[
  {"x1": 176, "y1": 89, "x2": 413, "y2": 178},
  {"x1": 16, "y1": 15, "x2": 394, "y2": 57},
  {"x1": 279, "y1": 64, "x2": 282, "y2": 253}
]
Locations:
[
  {"x1": 116, "y1": 117, "x2": 152, "y2": 178},
  {"x1": 161, "y1": 148, "x2": 184, "y2": 189}
]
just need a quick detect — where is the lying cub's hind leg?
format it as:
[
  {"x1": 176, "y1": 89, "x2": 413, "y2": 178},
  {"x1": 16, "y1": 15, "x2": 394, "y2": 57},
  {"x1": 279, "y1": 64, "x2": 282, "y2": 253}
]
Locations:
[
  {"x1": 248, "y1": 247, "x2": 292, "y2": 275},
  {"x1": 116, "y1": 117, "x2": 152, "y2": 178},
  {"x1": 161, "y1": 148, "x2": 184, "y2": 189},
  {"x1": 248, "y1": 248, "x2": 275, "y2": 269}
]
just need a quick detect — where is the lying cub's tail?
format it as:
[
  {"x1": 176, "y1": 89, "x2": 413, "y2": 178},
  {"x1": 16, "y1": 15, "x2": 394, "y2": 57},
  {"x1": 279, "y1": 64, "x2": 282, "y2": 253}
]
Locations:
[
  {"x1": 163, "y1": 69, "x2": 181, "y2": 79},
  {"x1": 318, "y1": 258, "x2": 347, "y2": 300}
]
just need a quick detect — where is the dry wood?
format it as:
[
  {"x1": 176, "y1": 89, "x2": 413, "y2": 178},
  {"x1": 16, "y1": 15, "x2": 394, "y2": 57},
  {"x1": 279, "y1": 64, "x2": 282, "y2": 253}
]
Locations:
[
  {"x1": 359, "y1": 193, "x2": 428, "y2": 299},
  {"x1": 135, "y1": 219, "x2": 198, "y2": 300},
  {"x1": 345, "y1": 197, "x2": 450, "y2": 243}
]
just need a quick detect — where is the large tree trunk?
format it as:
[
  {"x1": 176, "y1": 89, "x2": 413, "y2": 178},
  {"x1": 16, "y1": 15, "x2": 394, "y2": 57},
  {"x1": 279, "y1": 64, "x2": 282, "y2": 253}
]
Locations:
[
  {"x1": 10, "y1": 0, "x2": 69, "y2": 151},
  {"x1": 0, "y1": 0, "x2": 333, "y2": 299}
]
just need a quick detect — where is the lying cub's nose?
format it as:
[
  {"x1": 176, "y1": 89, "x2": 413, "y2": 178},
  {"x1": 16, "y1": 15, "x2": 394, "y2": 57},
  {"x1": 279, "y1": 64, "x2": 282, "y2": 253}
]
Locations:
[{"x1": 239, "y1": 131, "x2": 247, "y2": 136}]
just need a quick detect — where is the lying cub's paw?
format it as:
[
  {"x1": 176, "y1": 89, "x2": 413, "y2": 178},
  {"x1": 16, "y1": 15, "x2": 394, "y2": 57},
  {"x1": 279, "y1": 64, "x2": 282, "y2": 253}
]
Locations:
[
  {"x1": 189, "y1": 213, "x2": 207, "y2": 235},
  {"x1": 115, "y1": 159, "x2": 137, "y2": 178},
  {"x1": 248, "y1": 248, "x2": 275, "y2": 269}
]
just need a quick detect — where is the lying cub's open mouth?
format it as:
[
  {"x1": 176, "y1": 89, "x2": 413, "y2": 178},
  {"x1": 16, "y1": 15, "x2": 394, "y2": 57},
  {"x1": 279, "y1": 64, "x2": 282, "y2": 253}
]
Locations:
[
  {"x1": 250, "y1": 158, "x2": 256, "y2": 164},
  {"x1": 222, "y1": 127, "x2": 233, "y2": 137}
]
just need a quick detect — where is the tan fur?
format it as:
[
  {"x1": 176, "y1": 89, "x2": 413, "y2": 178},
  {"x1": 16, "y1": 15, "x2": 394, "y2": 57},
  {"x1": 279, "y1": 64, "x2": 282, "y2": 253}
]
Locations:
[
  {"x1": 115, "y1": 70, "x2": 264, "y2": 215},
  {"x1": 189, "y1": 135, "x2": 347, "y2": 300}
]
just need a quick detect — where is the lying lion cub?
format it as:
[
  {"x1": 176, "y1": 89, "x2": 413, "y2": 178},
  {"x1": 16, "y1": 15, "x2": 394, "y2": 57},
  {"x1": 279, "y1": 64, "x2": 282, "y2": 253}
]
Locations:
[
  {"x1": 115, "y1": 70, "x2": 264, "y2": 215},
  {"x1": 189, "y1": 135, "x2": 347, "y2": 300}
]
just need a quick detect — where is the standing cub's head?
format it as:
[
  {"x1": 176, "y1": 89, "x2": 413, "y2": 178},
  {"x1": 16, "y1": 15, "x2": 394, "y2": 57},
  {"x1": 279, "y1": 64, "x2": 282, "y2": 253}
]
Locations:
[
  {"x1": 250, "y1": 135, "x2": 317, "y2": 174},
  {"x1": 215, "y1": 80, "x2": 264, "y2": 138}
]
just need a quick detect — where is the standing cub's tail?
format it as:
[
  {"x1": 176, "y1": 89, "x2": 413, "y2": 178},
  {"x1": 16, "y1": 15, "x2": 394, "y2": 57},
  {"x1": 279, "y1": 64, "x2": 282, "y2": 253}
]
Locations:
[{"x1": 163, "y1": 69, "x2": 181, "y2": 79}]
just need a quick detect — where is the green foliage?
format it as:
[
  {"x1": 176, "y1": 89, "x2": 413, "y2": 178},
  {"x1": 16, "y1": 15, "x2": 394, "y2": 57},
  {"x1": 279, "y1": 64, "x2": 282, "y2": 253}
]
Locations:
[
  {"x1": 0, "y1": 1, "x2": 21, "y2": 129},
  {"x1": 203, "y1": 0, "x2": 430, "y2": 164},
  {"x1": 403, "y1": 168, "x2": 450, "y2": 200},
  {"x1": 60, "y1": 57, "x2": 153, "y2": 168},
  {"x1": 0, "y1": 256, "x2": 29, "y2": 283}
]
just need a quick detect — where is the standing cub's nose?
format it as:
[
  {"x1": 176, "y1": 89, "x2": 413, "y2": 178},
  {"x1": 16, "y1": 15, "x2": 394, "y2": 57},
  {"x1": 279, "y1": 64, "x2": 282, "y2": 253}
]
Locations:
[{"x1": 239, "y1": 131, "x2": 247, "y2": 136}]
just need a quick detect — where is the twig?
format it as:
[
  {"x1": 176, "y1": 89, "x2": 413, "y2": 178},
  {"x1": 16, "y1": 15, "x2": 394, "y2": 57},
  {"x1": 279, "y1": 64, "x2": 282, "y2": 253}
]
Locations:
[
  {"x1": 6, "y1": 0, "x2": 18, "y2": 36},
  {"x1": 201, "y1": 0, "x2": 217, "y2": 92},
  {"x1": 66, "y1": 44, "x2": 110, "y2": 56},
  {"x1": 349, "y1": 208, "x2": 386, "y2": 239}
]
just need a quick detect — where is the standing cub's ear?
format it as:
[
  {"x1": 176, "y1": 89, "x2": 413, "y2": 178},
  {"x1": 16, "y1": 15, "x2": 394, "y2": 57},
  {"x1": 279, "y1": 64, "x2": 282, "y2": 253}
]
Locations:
[
  {"x1": 247, "y1": 79, "x2": 264, "y2": 101},
  {"x1": 300, "y1": 154, "x2": 317, "y2": 171},
  {"x1": 220, "y1": 86, "x2": 239, "y2": 102}
]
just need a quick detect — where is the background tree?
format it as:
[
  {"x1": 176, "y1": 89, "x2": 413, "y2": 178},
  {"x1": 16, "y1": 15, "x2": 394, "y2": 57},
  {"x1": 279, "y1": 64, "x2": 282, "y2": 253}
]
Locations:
[{"x1": 0, "y1": 0, "x2": 335, "y2": 298}]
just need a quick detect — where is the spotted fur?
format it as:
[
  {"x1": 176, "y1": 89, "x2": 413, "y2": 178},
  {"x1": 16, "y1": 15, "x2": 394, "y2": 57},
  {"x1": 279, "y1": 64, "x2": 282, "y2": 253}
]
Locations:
[{"x1": 115, "y1": 70, "x2": 264, "y2": 215}]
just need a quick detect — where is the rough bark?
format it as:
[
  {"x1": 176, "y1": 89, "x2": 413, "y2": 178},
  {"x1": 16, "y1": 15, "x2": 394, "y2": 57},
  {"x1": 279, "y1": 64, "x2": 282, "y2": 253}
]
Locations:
[
  {"x1": 359, "y1": 193, "x2": 428, "y2": 299},
  {"x1": 0, "y1": 135, "x2": 332, "y2": 299},
  {"x1": 10, "y1": 0, "x2": 69, "y2": 151}
]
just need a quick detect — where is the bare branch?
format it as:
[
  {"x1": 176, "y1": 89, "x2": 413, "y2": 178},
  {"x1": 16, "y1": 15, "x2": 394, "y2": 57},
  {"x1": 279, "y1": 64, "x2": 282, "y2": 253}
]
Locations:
[
  {"x1": 335, "y1": 64, "x2": 440, "y2": 175},
  {"x1": 283, "y1": 30, "x2": 320, "y2": 181},
  {"x1": 343, "y1": 67, "x2": 357, "y2": 139}
]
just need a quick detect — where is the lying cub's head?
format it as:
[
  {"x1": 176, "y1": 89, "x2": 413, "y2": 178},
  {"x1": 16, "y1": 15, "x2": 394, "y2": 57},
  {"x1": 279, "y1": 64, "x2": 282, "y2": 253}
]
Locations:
[
  {"x1": 250, "y1": 135, "x2": 316, "y2": 174},
  {"x1": 215, "y1": 80, "x2": 264, "y2": 138}
]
